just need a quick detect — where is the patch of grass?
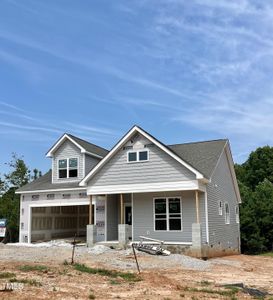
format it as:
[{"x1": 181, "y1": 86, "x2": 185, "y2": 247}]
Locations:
[
  {"x1": 73, "y1": 263, "x2": 141, "y2": 282},
  {"x1": 89, "y1": 294, "x2": 95, "y2": 299},
  {"x1": 0, "y1": 272, "x2": 16, "y2": 279},
  {"x1": 259, "y1": 252, "x2": 273, "y2": 257},
  {"x1": 184, "y1": 286, "x2": 239, "y2": 297},
  {"x1": 10, "y1": 278, "x2": 42, "y2": 287},
  {"x1": 18, "y1": 264, "x2": 49, "y2": 272},
  {"x1": 200, "y1": 280, "x2": 211, "y2": 286},
  {"x1": 63, "y1": 259, "x2": 69, "y2": 265},
  {"x1": 109, "y1": 279, "x2": 121, "y2": 285}
]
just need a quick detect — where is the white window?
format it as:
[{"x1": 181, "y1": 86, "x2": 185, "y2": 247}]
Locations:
[
  {"x1": 225, "y1": 203, "x2": 230, "y2": 224},
  {"x1": 58, "y1": 158, "x2": 78, "y2": 178},
  {"x1": 218, "y1": 200, "x2": 223, "y2": 216},
  {"x1": 154, "y1": 197, "x2": 182, "y2": 231},
  {"x1": 235, "y1": 205, "x2": 239, "y2": 224},
  {"x1": 127, "y1": 150, "x2": 149, "y2": 163}
]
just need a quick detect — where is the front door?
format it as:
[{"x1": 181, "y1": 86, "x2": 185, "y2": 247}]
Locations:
[{"x1": 124, "y1": 205, "x2": 132, "y2": 239}]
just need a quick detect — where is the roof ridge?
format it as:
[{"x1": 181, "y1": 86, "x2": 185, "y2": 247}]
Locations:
[
  {"x1": 67, "y1": 133, "x2": 109, "y2": 152},
  {"x1": 168, "y1": 138, "x2": 228, "y2": 146}
]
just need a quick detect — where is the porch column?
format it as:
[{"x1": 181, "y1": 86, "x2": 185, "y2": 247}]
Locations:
[
  {"x1": 192, "y1": 190, "x2": 202, "y2": 257},
  {"x1": 118, "y1": 193, "x2": 129, "y2": 246},
  {"x1": 120, "y1": 193, "x2": 124, "y2": 224},
  {"x1": 87, "y1": 195, "x2": 96, "y2": 247},
  {"x1": 89, "y1": 195, "x2": 93, "y2": 224},
  {"x1": 195, "y1": 190, "x2": 200, "y2": 224}
]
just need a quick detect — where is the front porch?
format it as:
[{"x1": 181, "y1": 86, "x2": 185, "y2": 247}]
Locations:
[{"x1": 86, "y1": 189, "x2": 207, "y2": 256}]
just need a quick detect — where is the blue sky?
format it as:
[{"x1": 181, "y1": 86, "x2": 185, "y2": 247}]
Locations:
[{"x1": 1, "y1": 0, "x2": 273, "y2": 175}]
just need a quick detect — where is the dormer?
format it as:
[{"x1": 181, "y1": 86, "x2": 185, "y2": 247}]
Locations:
[{"x1": 46, "y1": 134, "x2": 108, "y2": 184}]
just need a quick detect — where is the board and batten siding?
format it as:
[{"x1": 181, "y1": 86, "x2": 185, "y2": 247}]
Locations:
[
  {"x1": 207, "y1": 148, "x2": 240, "y2": 249},
  {"x1": 133, "y1": 191, "x2": 207, "y2": 243},
  {"x1": 52, "y1": 140, "x2": 84, "y2": 183},
  {"x1": 88, "y1": 135, "x2": 195, "y2": 187}
]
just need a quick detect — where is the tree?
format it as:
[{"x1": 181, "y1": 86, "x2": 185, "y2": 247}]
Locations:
[
  {"x1": 0, "y1": 154, "x2": 42, "y2": 242},
  {"x1": 236, "y1": 146, "x2": 273, "y2": 254}
]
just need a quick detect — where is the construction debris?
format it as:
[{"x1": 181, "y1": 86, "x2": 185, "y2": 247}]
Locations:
[{"x1": 134, "y1": 236, "x2": 171, "y2": 256}]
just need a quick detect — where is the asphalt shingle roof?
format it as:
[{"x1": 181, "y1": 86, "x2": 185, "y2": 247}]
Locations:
[
  {"x1": 16, "y1": 170, "x2": 84, "y2": 192},
  {"x1": 17, "y1": 134, "x2": 227, "y2": 193},
  {"x1": 168, "y1": 139, "x2": 227, "y2": 179},
  {"x1": 67, "y1": 134, "x2": 109, "y2": 157}
]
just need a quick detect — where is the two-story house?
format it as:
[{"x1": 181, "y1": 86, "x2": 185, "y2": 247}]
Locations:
[{"x1": 16, "y1": 125, "x2": 241, "y2": 258}]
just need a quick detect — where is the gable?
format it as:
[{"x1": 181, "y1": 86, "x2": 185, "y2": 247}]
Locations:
[
  {"x1": 52, "y1": 140, "x2": 84, "y2": 183},
  {"x1": 87, "y1": 133, "x2": 196, "y2": 187}
]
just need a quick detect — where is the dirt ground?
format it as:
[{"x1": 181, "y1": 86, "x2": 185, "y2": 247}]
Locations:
[{"x1": 0, "y1": 243, "x2": 273, "y2": 299}]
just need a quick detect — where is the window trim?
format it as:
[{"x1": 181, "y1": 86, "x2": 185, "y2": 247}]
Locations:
[
  {"x1": 127, "y1": 149, "x2": 149, "y2": 163},
  {"x1": 218, "y1": 200, "x2": 223, "y2": 216},
  {"x1": 153, "y1": 197, "x2": 183, "y2": 232},
  {"x1": 57, "y1": 157, "x2": 79, "y2": 179},
  {"x1": 235, "y1": 205, "x2": 240, "y2": 224},
  {"x1": 224, "y1": 202, "x2": 230, "y2": 225}
]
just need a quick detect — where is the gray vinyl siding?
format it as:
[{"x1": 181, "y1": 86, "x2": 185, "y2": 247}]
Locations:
[
  {"x1": 106, "y1": 194, "x2": 118, "y2": 241},
  {"x1": 85, "y1": 154, "x2": 100, "y2": 175},
  {"x1": 88, "y1": 142, "x2": 195, "y2": 187},
  {"x1": 133, "y1": 191, "x2": 207, "y2": 243},
  {"x1": 207, "y1": 148, "x2": 240, "y2": 249},
  {"x1": 52, "y1": 140, "x2": 84, "y2": 183}
]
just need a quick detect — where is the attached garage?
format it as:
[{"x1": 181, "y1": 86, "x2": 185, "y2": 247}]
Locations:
[{"x1": 30, "y1": 205, "x2": 91, "y2": 242}]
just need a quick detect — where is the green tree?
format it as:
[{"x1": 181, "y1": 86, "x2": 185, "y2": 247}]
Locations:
[{"x1": 0, "y1": 154, "x2": 41, "y2": 242}]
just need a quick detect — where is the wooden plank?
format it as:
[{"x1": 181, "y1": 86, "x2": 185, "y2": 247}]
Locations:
[
  {"x1": 120, "y1": 194, "x2": 124, "y2": 224},
  {"x1": 89, "y1": 195, "x2": 93, "y2": 224},
  {"x1": 195, "y1": 190, "x2": 200, "y2": 223}
]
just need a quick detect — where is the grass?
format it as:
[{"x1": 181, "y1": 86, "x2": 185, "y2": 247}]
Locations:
[
  {"x1": 0, "y1": 272, "x2": 16, "y2": 279},
  {"x1": 18, "y1": 264, "x2": 49, "y2": 272},
  {"x1": 259, "y1": 252, "x2": 273, "y2": 257},
  {"x1": 73, "y1": 263, "x2": 141, "y2": 282},
  {"x1": 9, "y1": 278, "x2": 42, "y2": 287},
  {"x1": 183, "y1": 286, "x2": 239, "y2": 297},
  {"x1": 200, "y1": 280, "x2": 211, "y2": 286}
]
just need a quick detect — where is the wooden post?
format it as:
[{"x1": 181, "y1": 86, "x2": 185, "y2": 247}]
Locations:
[
  {"x1": 120, "y1": 194, "x2": 124, "y2": 224},
  {"x1": 195, "y1": 190, "x2": 200, "y2": 224},
  {"x1": 89, "y1": 195, "x2": 93, "y2": 225}
]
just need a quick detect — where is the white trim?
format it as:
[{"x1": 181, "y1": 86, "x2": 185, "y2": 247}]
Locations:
[
  {"x1": 16, "y1": 187, "x2": 86, "y2": 194},
  {"x1": 153, "y1": 197, "x2": 183, "y2": 232},
  {"x1": 29, "y1": 200, "x2": 90, "y2": 207},
  {"x1": 57, "y1": 157, "x2": 79, "y2": 179},
  {"x1": 127, "y1": 149, "x2": 149, "y2": 163},
  {"x1": 235, "y1": 205, "x2": 240, "y2": 224},
  {"x1": 80, "y1": 126, "x2": 204, "y2": 186},
  {"x1": 204, "y1": 190, "x2": 209, "y2": 244},
  {"x1": 86, "y1": 180, "x2": 205, "y2": 195},
  {"x1": 28, "y1": 205, "x2": 32, "y2": 243},
  {"x1": 46, "y1": 134, "x2": 103, "y2": 159}
]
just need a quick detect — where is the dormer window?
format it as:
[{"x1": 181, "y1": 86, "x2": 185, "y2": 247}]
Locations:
[
  {"x1": 58, "y1": 158, "x2": 78, "y2": 178},
  {"x1": 127, "y1": 149, "x2": 149, "y2": 163}
]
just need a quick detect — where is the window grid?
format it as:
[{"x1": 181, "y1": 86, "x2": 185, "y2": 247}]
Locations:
[
  {"x1": 127, "y1": 149, "x2": 149, "y2": 163},
  {"x1": 58, "y1": 158, "x2": 78, "y2": 179},
  {"x1": 154, "y1": 197, "x2": 182, "y2": 231},
  {"x1": 225, "y1": 203, "x2": 230, "y2": 224}
]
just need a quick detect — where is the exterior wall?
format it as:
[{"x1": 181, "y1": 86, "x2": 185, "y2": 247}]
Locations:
[
  {"x1": 19, "y1": 191, "x2": 89, "y2": 243},
  {"x1": 52, "y1": 140, "x2": 84, "y2": 183},
  {"x1": 88, "y1": 134, "x2": 195, "y2": 187},
  {"x1": 85, "y1": 154, "x2": 100, "y2": 175},
  {"x1": 106, "y1": 194, "x2": 118, "y2": 241},
  {"x1": 207, "y1": 148, "x2": 240, "y2": 252},
  {"x1": 132, "y1": 190, "x2": 207, "y2": 243}
]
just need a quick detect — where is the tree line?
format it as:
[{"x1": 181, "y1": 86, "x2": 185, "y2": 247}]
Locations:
[{"x1": 0, "y1": 153, "x2": 41, "y2": 242}]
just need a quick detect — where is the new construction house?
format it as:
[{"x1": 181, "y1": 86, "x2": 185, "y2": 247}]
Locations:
[{"x1": 16, "y1": 125, "x2": 241, "y2": 257}]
